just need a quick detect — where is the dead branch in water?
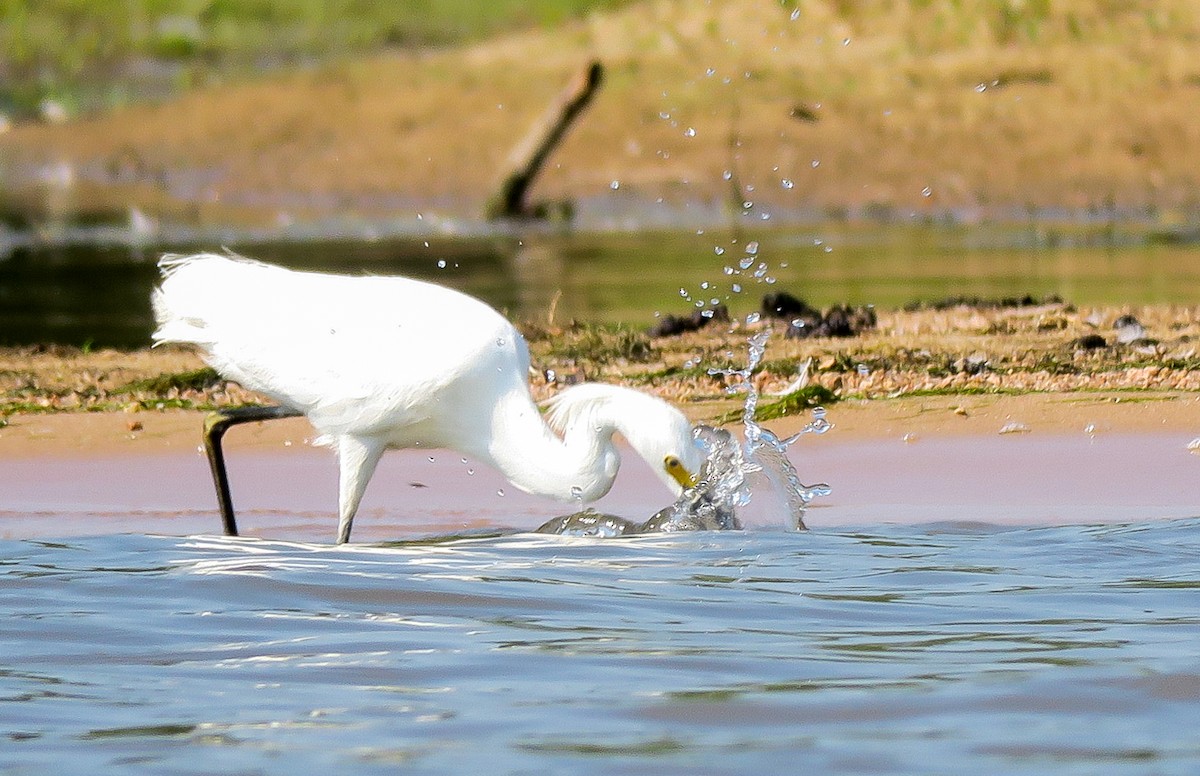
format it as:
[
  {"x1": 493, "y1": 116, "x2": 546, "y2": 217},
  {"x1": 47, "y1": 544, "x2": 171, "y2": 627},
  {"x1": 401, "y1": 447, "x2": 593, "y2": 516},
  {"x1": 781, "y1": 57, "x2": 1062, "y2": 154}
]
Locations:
[{"x1": 486, "y1": 60, "x2": 604, "y2": 221}]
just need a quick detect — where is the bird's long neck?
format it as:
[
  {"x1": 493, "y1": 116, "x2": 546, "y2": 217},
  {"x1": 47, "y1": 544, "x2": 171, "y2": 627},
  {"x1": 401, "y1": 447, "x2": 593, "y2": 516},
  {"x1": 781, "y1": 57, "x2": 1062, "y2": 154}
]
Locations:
[{"x1": 476, "y1": 388, "x2": 620, "y2": 503}]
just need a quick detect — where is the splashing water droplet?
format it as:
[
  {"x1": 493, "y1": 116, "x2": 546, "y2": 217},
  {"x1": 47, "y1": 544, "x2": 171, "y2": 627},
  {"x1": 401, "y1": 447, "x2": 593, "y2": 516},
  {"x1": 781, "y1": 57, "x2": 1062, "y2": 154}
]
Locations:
[
  {"x1": 715, "y1": 246, "x2": 726, "y2": 255},
  {"x1": 676, "y1": 331, "x2": 832, "y2": 531},
  {"x1": 746, "y1": 241, "x2": 759, "y2": 255},
  {"x1": 684, "y1": 127, "x2": 696, "y2": 137},
  {"x1": 781, "y1": 178, "x2": 794, "y2": 189},
  {"x1": 922, "y1": 186, "x2": 933, "y2": 197},
  {"x1": 811, "y1": 159, "x2": 820, "y2": 168},
  {"x1": 745, "y1": 311, "x2": 761, "y2": 324},
  {"x1": 790, "y1": 8, "x2": 800, "y2": 20},
  {"x1": 610, "y1": 180, "x2": 620, "y2": 190},
  {"x1": 722, "y1": 170, "x2": 733, "y2": 181},
  {"x1": 497, "y1": 488, "x2": 505, "y2": 497},
  {"x1": 437, "y1": 259, "x2": 446, "y2": 269}
]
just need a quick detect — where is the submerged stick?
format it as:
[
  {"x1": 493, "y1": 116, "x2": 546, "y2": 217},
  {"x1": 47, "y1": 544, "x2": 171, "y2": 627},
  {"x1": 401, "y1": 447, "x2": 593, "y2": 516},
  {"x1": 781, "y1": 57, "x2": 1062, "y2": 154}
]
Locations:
[
  {"x1": 203, "y1": 405, "x2": 303, "y2": 536},
  {"x1": 486, "y1": 60, "x2": 604, "y2": 220}
]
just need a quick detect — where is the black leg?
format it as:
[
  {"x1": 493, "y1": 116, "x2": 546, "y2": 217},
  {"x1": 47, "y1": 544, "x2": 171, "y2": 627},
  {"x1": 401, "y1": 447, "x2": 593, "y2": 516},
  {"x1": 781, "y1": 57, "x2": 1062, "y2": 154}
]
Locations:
[{"x1": 202, "y1": 405, "x2": 303, "y2": 536}]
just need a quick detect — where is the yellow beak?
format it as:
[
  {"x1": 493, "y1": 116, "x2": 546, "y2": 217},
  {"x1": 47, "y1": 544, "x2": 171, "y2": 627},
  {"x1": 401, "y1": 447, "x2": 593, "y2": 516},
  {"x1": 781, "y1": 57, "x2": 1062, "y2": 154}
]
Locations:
[{"x1": 667, "y1": 463, "x2": 697, "y2": 490}]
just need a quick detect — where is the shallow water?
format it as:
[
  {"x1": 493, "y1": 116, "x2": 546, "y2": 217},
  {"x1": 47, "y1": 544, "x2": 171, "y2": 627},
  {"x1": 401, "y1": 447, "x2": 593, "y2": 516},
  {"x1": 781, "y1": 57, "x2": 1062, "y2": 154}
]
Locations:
[
  {"x1": 3, "y1": 520, "x2": 1199, "y2": 774},
  {"x1": 4, "y1": 225, "x2": 1200, "y2": 347}
]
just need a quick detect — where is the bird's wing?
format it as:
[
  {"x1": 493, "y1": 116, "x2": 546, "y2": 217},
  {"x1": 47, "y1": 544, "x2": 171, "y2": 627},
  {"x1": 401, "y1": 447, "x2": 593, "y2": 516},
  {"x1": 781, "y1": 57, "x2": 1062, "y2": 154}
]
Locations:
[{"x1": 154, "y1": 254, "x2": 523, "y2": 435}]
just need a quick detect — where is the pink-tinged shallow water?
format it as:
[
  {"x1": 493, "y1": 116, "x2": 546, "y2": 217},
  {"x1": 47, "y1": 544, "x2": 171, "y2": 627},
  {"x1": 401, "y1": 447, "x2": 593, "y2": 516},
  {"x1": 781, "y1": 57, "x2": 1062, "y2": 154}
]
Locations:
[
  {"x1": 3, "y1": 430, "x2": 1200, "y2": 774},
  {"x1": 2, "y1": 431, "x2": 1194, "y2": 541}
]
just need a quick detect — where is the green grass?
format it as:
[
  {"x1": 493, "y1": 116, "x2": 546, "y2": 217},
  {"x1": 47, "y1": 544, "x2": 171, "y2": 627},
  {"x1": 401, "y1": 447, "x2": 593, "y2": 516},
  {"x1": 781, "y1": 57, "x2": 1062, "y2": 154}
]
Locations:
[
  {"x1": 0, "y1": 0, "x2": 635, "y2": 116},
  {"x1": 542, "y1": 323, "x2": 656, "y2": 364},
  {"x1": 715, "y1": 384, "x2": 838, "y2": 424},
  {"x1": 114, "y1": 367, "x2": 223, "y2": 395}
]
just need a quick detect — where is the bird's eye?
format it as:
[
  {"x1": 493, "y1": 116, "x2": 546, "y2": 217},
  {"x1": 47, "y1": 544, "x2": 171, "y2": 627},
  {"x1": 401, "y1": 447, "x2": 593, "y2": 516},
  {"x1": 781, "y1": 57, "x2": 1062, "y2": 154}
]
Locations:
[{"x1": 664, "y1": 455, "x2": 682, "y2": 470}]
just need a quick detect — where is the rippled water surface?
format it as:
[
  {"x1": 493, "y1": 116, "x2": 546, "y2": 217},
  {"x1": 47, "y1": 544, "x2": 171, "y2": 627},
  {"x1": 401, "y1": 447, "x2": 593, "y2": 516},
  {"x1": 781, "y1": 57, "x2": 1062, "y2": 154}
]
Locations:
[{"x1": 3, "y1": 520, "x2": 1199, "y2": 774}]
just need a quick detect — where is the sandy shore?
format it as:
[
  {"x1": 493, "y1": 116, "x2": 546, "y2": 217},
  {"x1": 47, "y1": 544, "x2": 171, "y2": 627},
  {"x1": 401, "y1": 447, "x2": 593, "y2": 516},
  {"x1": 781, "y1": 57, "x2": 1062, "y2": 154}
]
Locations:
[
  {"x1": 3, "y1": 300, "x2": 1198, "y2": 539},
  {"x1": 1, "y1": 391, "x2": 1199, "y2": 457},
  {"x1": 2, "y1": 395, "x2": 1196, "y2": 542}
]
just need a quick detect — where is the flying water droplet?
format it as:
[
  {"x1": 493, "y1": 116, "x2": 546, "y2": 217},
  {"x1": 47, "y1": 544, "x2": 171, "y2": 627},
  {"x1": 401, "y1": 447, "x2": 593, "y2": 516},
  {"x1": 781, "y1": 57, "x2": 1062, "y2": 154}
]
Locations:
[
  {"x1": 781, "y1": 178, "x2": 794, "y2": 189},
  {"x1": 684, "y1": 127, "x2": 696, "y2": 137},
  {"x1": 921, "y1": 186, "x2": 933, "y2": 197},
  {"x1": 437, "y1": 259, "x2": 446, "y2": 269},
  {"x1": 746, "y1": 241, "x2": 759, "y2": 255}
]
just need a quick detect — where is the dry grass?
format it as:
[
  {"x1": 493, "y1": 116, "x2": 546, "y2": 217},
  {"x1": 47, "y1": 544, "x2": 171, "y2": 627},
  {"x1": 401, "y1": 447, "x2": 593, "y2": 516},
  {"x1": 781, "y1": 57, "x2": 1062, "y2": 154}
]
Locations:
[{"x1": 5, "y1": 1, "x2": 1200, "y2": 224}]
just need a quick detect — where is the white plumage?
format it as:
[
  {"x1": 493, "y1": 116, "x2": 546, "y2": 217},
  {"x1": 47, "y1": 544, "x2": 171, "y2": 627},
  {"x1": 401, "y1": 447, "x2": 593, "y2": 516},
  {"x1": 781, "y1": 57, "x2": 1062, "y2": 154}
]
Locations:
[{"x1": 152, "y1": 253, "x2": 701, "y2": 542}]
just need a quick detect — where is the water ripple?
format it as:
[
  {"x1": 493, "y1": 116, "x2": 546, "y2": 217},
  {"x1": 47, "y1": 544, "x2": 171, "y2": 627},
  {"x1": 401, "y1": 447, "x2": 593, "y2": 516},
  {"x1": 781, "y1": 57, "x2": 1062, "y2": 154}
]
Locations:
[{"x1": 1, "y1": 520, "x2": 1199, "y2": 773}]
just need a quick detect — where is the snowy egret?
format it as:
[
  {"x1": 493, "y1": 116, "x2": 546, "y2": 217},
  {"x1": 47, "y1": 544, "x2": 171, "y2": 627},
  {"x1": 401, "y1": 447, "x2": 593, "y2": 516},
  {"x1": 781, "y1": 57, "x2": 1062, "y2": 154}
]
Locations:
[{"x1": 152, "y1": 253, "x2": 701, "y2": 543}]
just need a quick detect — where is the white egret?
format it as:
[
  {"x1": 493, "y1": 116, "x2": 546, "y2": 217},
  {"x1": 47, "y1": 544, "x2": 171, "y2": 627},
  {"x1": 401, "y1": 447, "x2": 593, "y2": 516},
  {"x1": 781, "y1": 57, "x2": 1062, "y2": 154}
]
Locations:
[{"x1": 152, "y1": 253, "x2": 701, "y2": 543}]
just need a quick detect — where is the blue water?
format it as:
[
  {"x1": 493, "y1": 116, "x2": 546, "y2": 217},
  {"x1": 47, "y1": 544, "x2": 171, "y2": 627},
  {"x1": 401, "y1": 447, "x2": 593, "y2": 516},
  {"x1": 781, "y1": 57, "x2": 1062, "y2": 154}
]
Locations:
[{"x1": 3, "y1": 521, "x2": 1200, "y2": 774}]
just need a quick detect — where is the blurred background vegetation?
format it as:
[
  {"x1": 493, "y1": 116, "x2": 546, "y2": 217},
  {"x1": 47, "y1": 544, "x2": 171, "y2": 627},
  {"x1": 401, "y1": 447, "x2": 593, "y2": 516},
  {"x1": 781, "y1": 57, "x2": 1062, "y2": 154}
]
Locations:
[
  {"x1": 5, "y1": 0, "x2": 1200, "y2": 226},
  {"x1": 0, "y1": 0, "x2": 634, "y2": 117}
]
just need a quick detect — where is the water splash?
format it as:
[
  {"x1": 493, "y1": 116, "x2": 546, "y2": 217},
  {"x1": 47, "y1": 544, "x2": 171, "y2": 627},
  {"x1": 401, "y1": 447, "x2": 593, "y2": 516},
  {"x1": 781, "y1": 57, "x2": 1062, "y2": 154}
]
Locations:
[
  {"x1": 699, "y1": 330, "x2": 831, "y2": 530},
  {"x1": 537, "y1": 331, "x2": 830, "y2": 536}
]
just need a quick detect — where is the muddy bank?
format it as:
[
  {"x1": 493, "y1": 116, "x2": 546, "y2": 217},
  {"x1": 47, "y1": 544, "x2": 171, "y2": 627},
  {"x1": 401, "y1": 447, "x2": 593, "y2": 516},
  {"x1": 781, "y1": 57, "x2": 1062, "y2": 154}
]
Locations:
[{"x1": 4, "y1": 302, "x2": 1200, "y2": 418}]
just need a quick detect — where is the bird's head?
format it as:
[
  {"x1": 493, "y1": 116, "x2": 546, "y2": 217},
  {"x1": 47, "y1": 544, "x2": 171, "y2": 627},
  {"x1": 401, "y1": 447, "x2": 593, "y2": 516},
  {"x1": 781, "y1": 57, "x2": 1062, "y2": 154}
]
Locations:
[
  {"x1": 625, "y1": 399, "x2": 703, "y2": 496},
  {"x1": 546, "y1": 383, "x2": 704, "y2": 497}
]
